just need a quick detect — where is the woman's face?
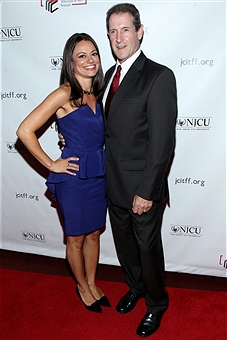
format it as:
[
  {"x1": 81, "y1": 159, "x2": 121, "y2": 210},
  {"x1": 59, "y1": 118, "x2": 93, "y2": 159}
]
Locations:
[{"x1": 71, "y1": 40, "x2": 100, "y2": 80}]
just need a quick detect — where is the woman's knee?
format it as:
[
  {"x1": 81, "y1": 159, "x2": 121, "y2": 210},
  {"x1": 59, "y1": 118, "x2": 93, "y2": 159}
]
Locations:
[
  {"x1": 67, "y1": 235, "x2": 85, "y2": 250},
  {"x1": 86, "y1": 229, "x2": 100, "y2": 243}
]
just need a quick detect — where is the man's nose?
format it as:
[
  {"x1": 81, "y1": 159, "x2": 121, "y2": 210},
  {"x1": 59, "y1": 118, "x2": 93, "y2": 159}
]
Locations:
[{"x1": 116, "y1": 31, "x2": 123, "y2": 42}]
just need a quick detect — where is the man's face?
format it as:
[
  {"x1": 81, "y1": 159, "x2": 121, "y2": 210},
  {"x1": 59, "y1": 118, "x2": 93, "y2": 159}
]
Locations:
[{"x1": 108, "y1": 12, "x2": 144, "y2": 63}]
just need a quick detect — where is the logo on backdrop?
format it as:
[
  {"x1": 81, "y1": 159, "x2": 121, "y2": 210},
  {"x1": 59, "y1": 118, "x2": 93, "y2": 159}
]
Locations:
[
  {"x1": 0, "y1": 26, "x2": 23, "y2": 42},
  {"x1": 1, "y1": 92, "x2": 27, "y2": 100},
  {"x1": 170, "y1": 225, "x2": 203, "y2": 237},
  {"x1": 219, "y1": 255, "x2": 227, "y2": 270},
  {"x1": 175, "y1": 177, "x2": 205, "y2": 187},
  {"x1": 180, "y1": 58, "x2": 214, "y2": 67},
  {"x1": 177, "y1": 117, "x2": 211, "y2": 130},
  {"x1": 6, "y1": 142, "x2": 17, "y2": 153},
  {"x1": 6, "y1": 134, "x2": 56, "y2": 155},
  {"x1": 16, "y1": 192, "x2": 40, "y2": 201},
  {"x1": 21, "y1": 231, "x2": 46, "y2": 243},
  {"x1": 40, "y1": 0, "x2": 87, "y2": 13},
  {"x1": 50, "y1": 56, "x2": 63, "y2": 71},
  {"x1": 5, "y1": 141, "x2": 29, "y2": 154}
]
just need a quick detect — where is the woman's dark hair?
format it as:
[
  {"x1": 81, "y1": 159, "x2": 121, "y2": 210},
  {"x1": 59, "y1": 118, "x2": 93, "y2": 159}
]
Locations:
[
  {"x1": 60, "y1": 33, "x2": 104, "y2": 107},
  {"x1": 106, "y1": 3, "x2": 142, "y2": 32}
]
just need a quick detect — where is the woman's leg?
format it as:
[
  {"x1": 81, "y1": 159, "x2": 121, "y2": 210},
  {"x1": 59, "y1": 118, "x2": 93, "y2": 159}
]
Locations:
[
  {"x1": 83, "y1": 229, "x2": 105, "y2": 300},
  {"x1": 66, "y1": 234, "x2": 96, "y2": 306}
]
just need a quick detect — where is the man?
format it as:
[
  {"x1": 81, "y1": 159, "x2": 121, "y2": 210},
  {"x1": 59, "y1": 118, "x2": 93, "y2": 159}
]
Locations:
[{"x1": 104, "y1": 3, "x2": 177, "y2": 337}]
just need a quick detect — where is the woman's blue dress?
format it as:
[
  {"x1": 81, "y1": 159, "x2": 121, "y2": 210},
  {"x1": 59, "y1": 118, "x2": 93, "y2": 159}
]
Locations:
[{"x1": 46, "y1": 103, "x2": 107, "y2": 236}]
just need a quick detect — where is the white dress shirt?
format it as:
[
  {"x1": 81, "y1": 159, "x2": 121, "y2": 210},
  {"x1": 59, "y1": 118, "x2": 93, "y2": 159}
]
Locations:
[{"x1": 103, "y1": 49, "x2": 141, "y2": 105}]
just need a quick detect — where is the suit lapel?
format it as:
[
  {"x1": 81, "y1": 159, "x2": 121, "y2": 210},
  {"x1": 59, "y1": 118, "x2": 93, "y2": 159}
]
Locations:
[
  {"x1": 104, "y1": 65, "x2": 115, "y2": 93},
  {"x1": 106, "y1": 53, "x2": 146, "y2": 122}
]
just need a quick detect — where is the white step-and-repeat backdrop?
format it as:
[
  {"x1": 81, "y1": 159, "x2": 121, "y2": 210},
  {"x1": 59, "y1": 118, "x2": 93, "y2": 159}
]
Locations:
[{"x1": 1, "y1": 0, "x2": 226, "y2": 278}]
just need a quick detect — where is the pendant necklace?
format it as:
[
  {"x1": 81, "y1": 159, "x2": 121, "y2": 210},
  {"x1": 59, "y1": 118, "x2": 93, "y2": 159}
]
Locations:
[{"x1": 83, "y1": 89, "x2": 93, "y2": 95}]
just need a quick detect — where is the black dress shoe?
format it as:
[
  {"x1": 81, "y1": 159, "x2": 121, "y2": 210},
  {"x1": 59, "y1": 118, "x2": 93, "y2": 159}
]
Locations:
[
  {"x1": 116, "y1": 290, "x2": 143, "y2": 314},
  {"x1": 136, "y1": 312, "x2": 162, "y2": 337},
  {"x1": 98, "y1": 295, "x2": 111, "y2": 307},
  {"x1": 76, "y1": 286, "x2": 102, "y2": 313}
]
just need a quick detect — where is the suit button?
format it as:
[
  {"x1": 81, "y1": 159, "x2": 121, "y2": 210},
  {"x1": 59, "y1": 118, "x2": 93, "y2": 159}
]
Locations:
[{"x1": 106, "y1": 134, "x2": 110, "y2": 138}]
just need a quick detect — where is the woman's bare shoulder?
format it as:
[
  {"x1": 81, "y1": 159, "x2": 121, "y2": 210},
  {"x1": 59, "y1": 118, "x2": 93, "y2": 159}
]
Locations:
[{"x1": 54, "y1": 83, "x2": 71, "y2": 100}]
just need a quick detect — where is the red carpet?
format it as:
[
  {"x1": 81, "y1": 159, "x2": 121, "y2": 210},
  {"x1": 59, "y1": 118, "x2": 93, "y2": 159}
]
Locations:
[{"x1": 1, "y1": 268, "x2": 226, "y2": 340}]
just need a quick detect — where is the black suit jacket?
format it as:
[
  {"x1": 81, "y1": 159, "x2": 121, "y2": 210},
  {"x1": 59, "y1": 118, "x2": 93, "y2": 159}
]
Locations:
[{"x1": 104, "y1": 52, "x2": 177, "y2": 208}]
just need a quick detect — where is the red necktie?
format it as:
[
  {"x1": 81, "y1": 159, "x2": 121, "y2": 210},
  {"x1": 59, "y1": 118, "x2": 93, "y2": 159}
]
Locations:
[{"x1": 105, "y1": 65, "x2": 121, "y2": 117}]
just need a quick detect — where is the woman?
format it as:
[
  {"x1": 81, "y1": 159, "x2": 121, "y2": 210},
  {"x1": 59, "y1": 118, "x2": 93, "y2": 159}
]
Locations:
[{"x1": 16, "y1": 33, "x2": 110, "y2": 313}]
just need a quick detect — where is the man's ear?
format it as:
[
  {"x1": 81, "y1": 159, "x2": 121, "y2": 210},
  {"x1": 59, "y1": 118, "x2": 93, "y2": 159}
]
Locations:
[{"x1": 138, "y1": 24, "x2": 144, "y2": 42}]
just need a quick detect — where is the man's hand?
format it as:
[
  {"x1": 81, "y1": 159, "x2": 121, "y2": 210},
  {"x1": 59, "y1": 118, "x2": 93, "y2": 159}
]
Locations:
[
  {"x1": 132, "y1": 195, "x2": 153, "y2": 215},
  {"x1": 58, "y1": 133, "x2": 65, "y2": 150}
]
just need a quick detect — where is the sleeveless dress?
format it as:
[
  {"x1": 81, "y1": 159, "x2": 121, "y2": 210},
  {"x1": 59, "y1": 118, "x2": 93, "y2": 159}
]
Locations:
[{"x1": 46, "y1": 103, "x2": 107, "y2": 236}]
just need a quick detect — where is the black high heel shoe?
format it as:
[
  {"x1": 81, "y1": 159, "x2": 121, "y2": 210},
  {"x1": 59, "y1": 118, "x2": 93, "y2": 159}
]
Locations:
[
  {"x1": 98, "y1": 295, "x2": 111, "y2": 307},
  {"x1": 76, "y1": 286, "x2": 102, "y2": 313}
]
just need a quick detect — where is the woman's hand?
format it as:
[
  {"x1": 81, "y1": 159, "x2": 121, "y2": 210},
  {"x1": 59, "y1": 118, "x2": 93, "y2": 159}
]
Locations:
[{"x1": 51, "y1": 157, "x2": 79, "y2": 176}]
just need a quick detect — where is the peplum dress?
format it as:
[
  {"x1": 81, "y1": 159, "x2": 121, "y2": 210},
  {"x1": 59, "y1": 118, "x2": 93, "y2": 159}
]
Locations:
[{"x1": 46, "y1": 103, "x2": 107, "y2": 236}]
